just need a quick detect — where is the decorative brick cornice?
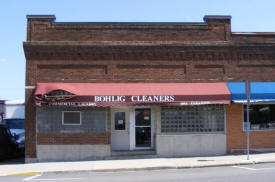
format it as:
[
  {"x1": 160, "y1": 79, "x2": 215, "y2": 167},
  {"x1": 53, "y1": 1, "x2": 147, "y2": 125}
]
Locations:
[{"x1": 24, "y1": 43, "x2": 275, "y2": 61}]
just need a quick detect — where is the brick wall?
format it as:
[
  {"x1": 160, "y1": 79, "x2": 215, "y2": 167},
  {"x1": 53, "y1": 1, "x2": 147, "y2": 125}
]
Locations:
[
  {"x1": 226, "y1": 104, "x2": 275, "y2": 153},
  {"x1": 27, "y1": 16, "x2": 230, "y2": 42},
  {"x1": 232, "y1": 33, "x2": 275, "y2": 43},
  {"x1": 24, "y1": 15, "x2": 275, "y2": 159},
  {"x1": 25, "y1": 88, "x2": 36, "y2": 158},
  {"x1": 37, "y1": 133, "x2": 110, "y2": 145},
  {"x1": 28, "y1": 58, "x2": 275, "y2": 83}
]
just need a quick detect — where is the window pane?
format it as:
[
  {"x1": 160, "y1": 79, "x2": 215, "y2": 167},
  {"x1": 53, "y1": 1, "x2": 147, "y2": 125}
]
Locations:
[
  {"x1": 115, "y1": 112, "x2": 125, "y2": 130},
  {"x1": 136, "y1": 127, "x2": 151, "y2": 147},
  {"x1": 3, "y1": 119, "x2": 25, "y2": 129},
  {"x1": 161, "y1": 105, "x2": 224, "y2": 133},
  {"x1": 0, "y1": 128, "x2": 4, "y2": 135},
  {"x1": 63, "y1": 112, "x2": 81, "y2": 125},
  {"x1": 135, "y1": 109, "x2": 151, "y2": 126},
  {"x1": 243, "y1": 104, "x2": 275, "y2": 130}
]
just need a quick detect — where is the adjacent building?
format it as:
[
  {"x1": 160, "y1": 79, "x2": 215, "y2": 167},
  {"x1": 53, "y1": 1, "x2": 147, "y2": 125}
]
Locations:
[
  {"x1": 24, "y1": 15, "x2": 275, "y2": 162},
  {"x1": 0, "y1": 100, "x2": 4, "y2": 122},
  {"x1": 4, "y1": 99, "x2": 25, "y2": 119}
]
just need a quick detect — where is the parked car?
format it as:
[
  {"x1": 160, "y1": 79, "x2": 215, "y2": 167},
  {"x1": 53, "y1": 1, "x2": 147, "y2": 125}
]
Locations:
[
  {"x1": 2, "y1": 119, "x2": 25, "y2": 151},
  {"x1": 0, "y1": 124, "x2": 18, "y2": 159}
]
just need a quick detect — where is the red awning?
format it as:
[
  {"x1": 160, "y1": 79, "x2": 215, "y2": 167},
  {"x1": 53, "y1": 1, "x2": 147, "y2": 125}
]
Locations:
[{"x1": 34, "y1": 82, "x2": 231, "y2": 106}]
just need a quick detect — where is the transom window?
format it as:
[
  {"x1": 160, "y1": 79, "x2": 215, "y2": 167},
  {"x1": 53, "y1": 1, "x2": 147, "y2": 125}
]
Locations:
[
  {"x1": 62, "y1": 111, "x2": 81, "y2": 125},
  {"x1": 161, "y1": 105, "x2": 225, "y2": 133},
  {"x1": 243, "y1": 104, "x2": 275, "y2": 130}
]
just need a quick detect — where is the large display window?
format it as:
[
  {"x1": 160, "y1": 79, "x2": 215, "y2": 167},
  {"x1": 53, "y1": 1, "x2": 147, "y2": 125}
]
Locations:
[{"x1": 243, "y1": 104, "x2": 275, "y2": 130}]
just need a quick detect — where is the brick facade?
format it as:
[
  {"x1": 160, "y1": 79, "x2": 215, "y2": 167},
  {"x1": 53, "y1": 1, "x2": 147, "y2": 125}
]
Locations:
[
  {"x1": 226, "y1": 104, "x2": 275, "y2": 153},
  {"x1": 24, "y1": 15, "x2": 275, "y2": 159},
  {"x1": 37, "y1": 133, "x2": 110, "y2": 145}
]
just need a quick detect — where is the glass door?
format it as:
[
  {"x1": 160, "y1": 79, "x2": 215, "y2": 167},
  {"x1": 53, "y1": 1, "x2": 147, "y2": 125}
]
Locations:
[{"x1": 135, "y1": 108, "x2": 151, "y2": 148}]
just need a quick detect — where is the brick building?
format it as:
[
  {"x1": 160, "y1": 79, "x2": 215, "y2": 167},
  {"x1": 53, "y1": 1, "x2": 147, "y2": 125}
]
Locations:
[{"x1": 24, "y1": 15, "x2": 275, "y2": 162}]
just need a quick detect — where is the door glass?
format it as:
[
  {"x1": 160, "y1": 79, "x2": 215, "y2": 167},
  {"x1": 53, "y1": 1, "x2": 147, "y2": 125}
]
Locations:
[
  {"x1": 115, "y1": 112, "x2": 126, "y2": 130},
  {"x1": 135, "y1": 109, "x2": 151, "y2": 148},
  {"x1": 136, "y1": 127, "x2": 151, "y2": 147},
  {"x1": 135, "y1": 109, "x2": 151, "y2": 126}
]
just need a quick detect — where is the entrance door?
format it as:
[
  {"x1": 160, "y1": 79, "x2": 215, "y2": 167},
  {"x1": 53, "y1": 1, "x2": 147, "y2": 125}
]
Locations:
[
  {"x1": 111, "y1": 108, "x2": 130, "y2": 150},
  {"x1": 135, "y1": 108, "x2": 151, "y2": 148}
]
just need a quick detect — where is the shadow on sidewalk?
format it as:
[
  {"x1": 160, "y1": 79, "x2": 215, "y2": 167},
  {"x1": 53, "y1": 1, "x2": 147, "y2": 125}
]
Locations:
[{"x1": 0, "y1": 157, "x2": 25, "y2": 165}]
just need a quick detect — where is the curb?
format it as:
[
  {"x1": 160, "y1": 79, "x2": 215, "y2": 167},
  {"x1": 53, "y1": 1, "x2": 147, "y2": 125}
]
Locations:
[
  {"x1": 1, "y1": 160, "x2": 275, "y2": 175},
  {"x1": 44, "y1": 160, "x2": 275, "y2": 174},
  {"x1": 0, "y1": 171, "x2": 38, "y2": 177}
]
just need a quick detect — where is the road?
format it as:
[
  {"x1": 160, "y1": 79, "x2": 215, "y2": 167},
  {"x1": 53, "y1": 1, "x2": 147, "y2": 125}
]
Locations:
[{"x1": 2, "y1": 163, "x2": 275, "y2": 182}]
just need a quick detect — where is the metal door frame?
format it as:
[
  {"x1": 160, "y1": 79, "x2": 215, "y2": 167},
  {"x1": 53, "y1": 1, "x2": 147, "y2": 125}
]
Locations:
[{"x1": 129, "y1": 106, "x2": 155, "y2": 150}]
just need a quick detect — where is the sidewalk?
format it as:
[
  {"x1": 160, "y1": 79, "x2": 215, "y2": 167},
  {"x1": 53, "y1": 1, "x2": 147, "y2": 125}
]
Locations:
[{"x1": 1, "y1": 152, "x2": 275, "y2": 176}]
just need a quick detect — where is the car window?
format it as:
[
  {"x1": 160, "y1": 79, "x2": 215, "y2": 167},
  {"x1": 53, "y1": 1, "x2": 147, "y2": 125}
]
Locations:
[
  {"x1": 6, "y1": 128, "x2": 11, "y2": 136},
  {"x1": 0, "y1": 127, "x2": 7, "y2": 135},
  {"x1": 4, "y1": 119, "x2": 25, "y2": 129}
]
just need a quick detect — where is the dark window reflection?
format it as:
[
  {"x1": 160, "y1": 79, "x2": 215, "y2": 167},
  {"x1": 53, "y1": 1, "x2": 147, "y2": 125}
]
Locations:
[
  {"x1": 135, "y1": 109, "x2": 151, "y2": 147},
  {"x1": 244, "y1": 104, "x2": 275, "y2": 130},
  {"x1": 135, "y1": 109, "x2": 151, "y2": 126},
  {"x1": 136, "y1": 127, "x2": 151, "y2": 147}
]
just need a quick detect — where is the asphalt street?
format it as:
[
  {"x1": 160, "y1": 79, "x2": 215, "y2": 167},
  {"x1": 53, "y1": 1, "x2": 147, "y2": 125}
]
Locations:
[{"x1": 2, "y1": 163, "x2": 275, "y2": 182}]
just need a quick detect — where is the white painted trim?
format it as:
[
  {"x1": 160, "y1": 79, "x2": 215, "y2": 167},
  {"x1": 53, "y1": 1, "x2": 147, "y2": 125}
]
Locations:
[
  {"x1": 62, "y1": 111, "x2": 82, "y2": 125},
  {"x1": 25, "y1": 86, "x2": 35, "y2": 89},
  {"x1": 129, "y1": 107, "x2": 135, "y2": 150},
  {"x1": 224, "y1": 105, "x2": 227, "y2": 135},
  {"x1": 151, "y1": 106, "x2": 156, "y2": 148}
]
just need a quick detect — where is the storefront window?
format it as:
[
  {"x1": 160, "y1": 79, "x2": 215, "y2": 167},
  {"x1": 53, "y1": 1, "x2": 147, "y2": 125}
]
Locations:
[
  {"x1": 161, "y1": 105, "x2": 224, "y2": 133},
  {"x1": 243, "y1": 104, "x2": 275, "y2": 130}
]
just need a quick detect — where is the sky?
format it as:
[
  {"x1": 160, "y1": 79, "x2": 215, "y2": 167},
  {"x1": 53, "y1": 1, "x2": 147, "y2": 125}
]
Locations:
[{"x1": 1, "y1": 0, "x2": 275, "y2": 101}]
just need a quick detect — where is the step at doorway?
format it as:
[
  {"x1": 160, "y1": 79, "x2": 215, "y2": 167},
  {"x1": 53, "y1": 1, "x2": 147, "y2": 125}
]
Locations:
[{"x1": 111, "y1": 149, "x2": 156, "y2": 157}]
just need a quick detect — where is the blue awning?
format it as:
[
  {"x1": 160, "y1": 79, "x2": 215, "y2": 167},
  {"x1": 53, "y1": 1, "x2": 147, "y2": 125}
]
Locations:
[{"x1": 226, "y1": 82, "x2": 275, "y2": 103}]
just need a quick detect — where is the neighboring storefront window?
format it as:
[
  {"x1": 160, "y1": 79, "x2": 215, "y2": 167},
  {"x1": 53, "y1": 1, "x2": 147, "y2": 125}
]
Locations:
[
  {"x1": 62, "y1": 111, "x2": 81, "y2": 125},
  {"x1": 161, "y1": 105, "x2": 224, "y2": 133},
  {"x1": 243, "y1": 104, "x2": 275, "y2": 130}
]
